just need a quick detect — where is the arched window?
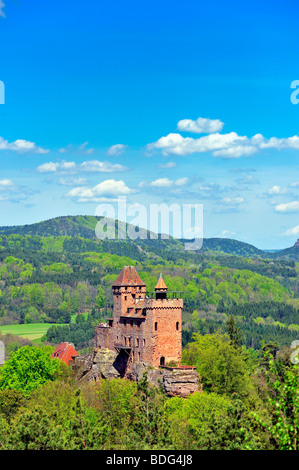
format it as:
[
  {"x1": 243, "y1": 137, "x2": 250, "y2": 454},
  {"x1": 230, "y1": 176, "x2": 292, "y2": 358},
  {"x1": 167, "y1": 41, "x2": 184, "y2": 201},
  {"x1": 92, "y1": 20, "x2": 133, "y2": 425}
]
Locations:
[
  {"x1": 176, "y1": 321, "x2": 179, "y2": 330},
  {"x1": 155, "y1": 322, "x2": 158, "y2": 331},
  {"x1": 160, "y1": 356, "x2": 165, "y2": 366}
]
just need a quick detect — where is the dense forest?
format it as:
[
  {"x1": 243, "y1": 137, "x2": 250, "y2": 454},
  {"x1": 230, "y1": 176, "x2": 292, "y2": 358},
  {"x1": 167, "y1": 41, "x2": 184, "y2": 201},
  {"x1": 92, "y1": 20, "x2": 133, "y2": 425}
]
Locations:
[{"x1": 0, "y1": 332, "x2": 298, "y2": 450}]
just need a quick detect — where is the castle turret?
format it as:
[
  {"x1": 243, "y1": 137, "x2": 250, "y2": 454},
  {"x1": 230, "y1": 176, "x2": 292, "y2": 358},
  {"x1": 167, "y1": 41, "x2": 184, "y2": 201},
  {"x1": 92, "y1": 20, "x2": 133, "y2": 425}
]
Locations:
[{"x1": 154, "y1": 273, "x2": 168, "y2": 299}]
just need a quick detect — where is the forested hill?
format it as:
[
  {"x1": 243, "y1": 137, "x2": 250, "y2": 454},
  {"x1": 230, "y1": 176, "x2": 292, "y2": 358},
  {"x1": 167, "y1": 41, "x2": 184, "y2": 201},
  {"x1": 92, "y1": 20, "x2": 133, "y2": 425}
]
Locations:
[
  {"x1": 0, "y1": 215, "x2": 298, "y2": 260},
  {"x1": 0, "y1": 214, "x2": 298, "y2": 351}
]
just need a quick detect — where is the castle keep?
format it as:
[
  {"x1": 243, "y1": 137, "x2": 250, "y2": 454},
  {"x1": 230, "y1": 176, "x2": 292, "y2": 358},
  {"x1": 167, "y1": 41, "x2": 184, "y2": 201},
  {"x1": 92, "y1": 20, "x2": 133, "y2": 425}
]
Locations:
[{"x1": 94, "y1": 266, "x2": 183, "y2": 375}]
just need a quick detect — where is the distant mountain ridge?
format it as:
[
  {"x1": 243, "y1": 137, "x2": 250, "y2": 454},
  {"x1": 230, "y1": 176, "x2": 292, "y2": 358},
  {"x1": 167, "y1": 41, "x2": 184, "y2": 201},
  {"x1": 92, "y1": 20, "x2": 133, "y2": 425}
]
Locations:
[{"x1": 0, "y1": 215, "x2": 298, "y2": 260}]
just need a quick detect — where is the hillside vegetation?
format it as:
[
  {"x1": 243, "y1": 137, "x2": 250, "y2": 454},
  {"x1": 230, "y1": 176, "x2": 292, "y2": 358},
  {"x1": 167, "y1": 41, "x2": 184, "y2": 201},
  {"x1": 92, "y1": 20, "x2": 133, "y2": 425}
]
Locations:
[{"x1": 0, "y1": 216, "x2": 297, "y2": 353}]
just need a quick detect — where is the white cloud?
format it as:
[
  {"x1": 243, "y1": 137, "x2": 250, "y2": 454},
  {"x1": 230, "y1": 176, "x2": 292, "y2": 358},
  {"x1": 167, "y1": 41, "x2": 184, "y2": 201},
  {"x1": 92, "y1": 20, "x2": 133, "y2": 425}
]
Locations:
[
  {"x1": 175, "y1": 177, "x2": 188, "y2": 186},
  {"x1": 150, "y1": 178, "x2": 174, "y2": 187},
  {"x1": 148, "y1": 132, "x2": 248, "y2": 157},
  {"x1": 58, "y1": 177, "x2": 88, "y2": 186},
  {"x1": 37, "y1": 162, "x2": 60, "y2": 173},
  {"x1": 157, "y1": 161, "x2": 177, "y2": 169},
  {"x1": 258, "y1": 185, "x2": 289, "y2": 199},
  {"x1": 267, "y1": 185, "x2": 287, "y2": 195},
  {"x1": 221, "y1": 230, "x2": 236, "y2": 237},
  {"x1": 0, "y1": 179, "x2": 14, "y2": 187},
  {"x1": 78, "y1": 142, "x2": 94, "y2": 154},
  {"x1": 253, "y1": 134, "x2": 299, "y2": 150},
  {"x1": 199, "y1": 183, "x2": 219, "y2": 191},
  {"x1": 0, "y1": 137, "x2": 49, "y2": 154},
  {"x1": 59, "y1": 142, "x2": 94, "y2": 155},
  {"x1": 37, "y1": 160, "x2": 128, "y2": 174},
  {"x1": 0, "y1": 178, "x2": 32, "y2": 203},
  {"x1": 147, "y1": 118, "x2": 299, "y2": 158},
  {"x1": 150, "y1": 177, "x2": 188, "y2": 187},
  {"x1": 235, "y1": 175, "x2": 259, "y2": 185},
  {"x1": 275, "y1": 201, "x2": 299, "y2": 213},
  {"x1": 66, "y1": 179, "x2": 135, "y2": 202},
  {"x1": 177, "y1": 117, "x2": 224, "y2": 134},
  {"x1": 289, "y1": 182, "x2": 299, "y2": 188},
  {"x1": 80, "y1": 160, "x2": 128, "y2": 173},
  {"x1": 283, "y1": 225, "x2": 299, "y2": 236},
  {"x1": 213, "y1": 145, "x2": 257, "y2": 158},
  {"x1": 221, "y1": 197, "x2": 244, "y2": 205},
  {"x1": 107, "y1": 144, "x2": 127, "y2": 156}
]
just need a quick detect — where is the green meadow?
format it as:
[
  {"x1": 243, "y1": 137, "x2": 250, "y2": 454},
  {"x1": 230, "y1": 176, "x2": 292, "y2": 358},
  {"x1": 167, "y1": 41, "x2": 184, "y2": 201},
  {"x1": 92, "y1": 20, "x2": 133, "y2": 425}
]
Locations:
[{"x1": 0, "y1": 323, "x2": 63, "y2": 343}]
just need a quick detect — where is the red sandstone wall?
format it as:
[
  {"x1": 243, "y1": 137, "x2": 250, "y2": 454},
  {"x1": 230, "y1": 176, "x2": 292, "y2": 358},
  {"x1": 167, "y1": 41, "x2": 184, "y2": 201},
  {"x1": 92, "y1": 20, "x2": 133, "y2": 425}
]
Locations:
[{"x1": 144, "y1": 298, "x2": 183, "y2": 368}]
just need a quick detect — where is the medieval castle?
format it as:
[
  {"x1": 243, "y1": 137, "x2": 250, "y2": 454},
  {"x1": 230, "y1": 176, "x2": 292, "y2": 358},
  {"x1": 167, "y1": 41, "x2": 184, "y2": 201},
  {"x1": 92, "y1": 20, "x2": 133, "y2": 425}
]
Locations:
[{"x1": 72, "y1": 266, "x2": 200, "y2": 397}]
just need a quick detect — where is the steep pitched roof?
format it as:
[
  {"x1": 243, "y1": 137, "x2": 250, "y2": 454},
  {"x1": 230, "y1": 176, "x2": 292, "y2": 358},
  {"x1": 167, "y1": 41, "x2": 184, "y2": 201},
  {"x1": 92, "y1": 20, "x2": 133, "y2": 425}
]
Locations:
[
  {"x1": 112, "y1": 266, "x2": 146, "y2": 287},
  {"x1": 51, "y1": 342, "x2": 78, "y2": 365},
  {"x1": 155, "y1": 273, "x2": 168, "y2": 290}
]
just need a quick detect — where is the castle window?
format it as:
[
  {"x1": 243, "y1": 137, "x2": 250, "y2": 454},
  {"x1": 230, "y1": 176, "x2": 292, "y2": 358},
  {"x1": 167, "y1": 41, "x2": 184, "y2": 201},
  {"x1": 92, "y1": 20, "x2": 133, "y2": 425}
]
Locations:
[
  {"x1": 137, "y1": 321, "x2": 141, "y2": 330},
  {"x1": 138, "y1": 352, "x2": 140, "y2": 362},
  {"x1": 143, "y1": 339, "x2": 145, "y2": 346},
  {"x1": 176, "y1": 322, "x2": 179, "y2": 331},
  {"x1": 130, "y1": 320, "x2": 133, "y2": 329},
  {"x1": 155, "y1": 322, "x2": 158, "y2": 331},
  {"x1": 124, "y1": 337, "x2": 127, "y2": 346},
  {"x1": 124, "y1": 296, "x2": 127, "y2": 301},
  {"x1": 160, "y1": 356, "x2": 165, "y2": 366},
  {"x1": 136, "y1": 338, "x2": 139, "y2": 347}
]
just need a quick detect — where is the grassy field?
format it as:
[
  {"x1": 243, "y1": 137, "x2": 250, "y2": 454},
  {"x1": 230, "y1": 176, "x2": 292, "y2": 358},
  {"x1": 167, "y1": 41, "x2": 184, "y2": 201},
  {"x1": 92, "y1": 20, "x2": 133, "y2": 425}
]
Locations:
[{"x1": 0, "y1": 323, "x2": 62, "y2": 342}]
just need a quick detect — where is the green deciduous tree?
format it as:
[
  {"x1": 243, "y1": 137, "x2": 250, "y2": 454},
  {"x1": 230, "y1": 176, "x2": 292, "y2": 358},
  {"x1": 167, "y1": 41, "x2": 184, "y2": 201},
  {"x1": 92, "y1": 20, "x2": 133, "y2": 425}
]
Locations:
[
  {"x1": 182, "y1": 332, "x2": 255, "y2": 398},
  {"x1": 262, "y1": 350, "x2": 299, "y2": 450},
  {"x1": 0, "y1": 345, "x2": 66, "y2": 396}
]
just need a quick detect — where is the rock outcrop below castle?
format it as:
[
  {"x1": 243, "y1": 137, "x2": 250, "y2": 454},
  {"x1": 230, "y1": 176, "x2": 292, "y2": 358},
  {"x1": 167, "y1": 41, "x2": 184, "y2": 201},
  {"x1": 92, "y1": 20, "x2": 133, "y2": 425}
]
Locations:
[{"x1": 71, "y1": 347, "x2": 201, "y2": 398}]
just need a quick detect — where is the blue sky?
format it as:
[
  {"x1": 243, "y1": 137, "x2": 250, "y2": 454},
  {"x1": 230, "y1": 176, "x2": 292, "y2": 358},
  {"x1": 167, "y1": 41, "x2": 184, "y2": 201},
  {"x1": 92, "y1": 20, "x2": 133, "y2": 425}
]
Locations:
[{"x1": 0, "y1": 0, "x2": 298, "y2": 249}]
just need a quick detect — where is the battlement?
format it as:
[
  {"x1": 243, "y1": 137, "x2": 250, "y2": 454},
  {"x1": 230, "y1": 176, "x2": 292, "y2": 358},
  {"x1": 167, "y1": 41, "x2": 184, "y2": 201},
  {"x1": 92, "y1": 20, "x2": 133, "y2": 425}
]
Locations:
[{"x1": 144, "y1": 298, "x2": 183, "y2": 309}]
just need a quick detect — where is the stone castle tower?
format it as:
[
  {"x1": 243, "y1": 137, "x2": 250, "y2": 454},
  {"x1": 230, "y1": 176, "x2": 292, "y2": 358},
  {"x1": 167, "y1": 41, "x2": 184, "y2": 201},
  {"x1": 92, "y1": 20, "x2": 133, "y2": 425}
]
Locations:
[
  {"x1": 94, "y1": 266, "x2": 183, "y2": 376},
  {"x1": 72, "y1": 266, "x2": 200, "y2": 397}
]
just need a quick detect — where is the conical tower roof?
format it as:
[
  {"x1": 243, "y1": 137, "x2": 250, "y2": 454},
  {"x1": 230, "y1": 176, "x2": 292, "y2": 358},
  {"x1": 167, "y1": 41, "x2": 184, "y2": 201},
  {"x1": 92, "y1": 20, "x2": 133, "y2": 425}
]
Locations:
[
  {"x1": 155, "y1": 273, "x2": 168, "y2": 291},
  {"x1": 112, "y1": 266, "x2": 145, "y2": 287}
]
